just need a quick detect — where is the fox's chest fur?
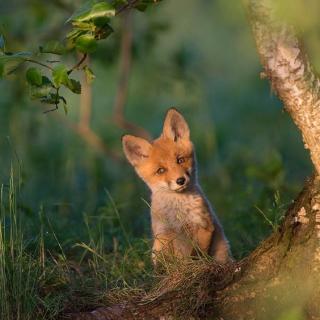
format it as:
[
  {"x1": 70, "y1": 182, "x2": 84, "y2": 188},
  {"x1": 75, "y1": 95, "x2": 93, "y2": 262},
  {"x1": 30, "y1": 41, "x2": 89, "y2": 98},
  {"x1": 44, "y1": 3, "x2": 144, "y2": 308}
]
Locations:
[
  {"x1": 151, "y1": 188, "x2": 213, "y2": 234},
  {"x1": 150, "y1": 187, "x2": 230, "y2": 263}
]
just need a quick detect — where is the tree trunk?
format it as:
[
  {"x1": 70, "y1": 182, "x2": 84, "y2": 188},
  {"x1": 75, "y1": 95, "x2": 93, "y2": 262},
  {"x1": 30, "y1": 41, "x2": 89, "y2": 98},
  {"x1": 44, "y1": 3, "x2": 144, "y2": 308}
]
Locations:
[
  {"x1": 214, "y1": 175, "x2": 320, "y2": 320},
  {"x1": 248, "y1": 0, "x2": 320, "y2": 175},
  {"x1": 68, "y1": 0, "x2": 320, "y2": 319}
]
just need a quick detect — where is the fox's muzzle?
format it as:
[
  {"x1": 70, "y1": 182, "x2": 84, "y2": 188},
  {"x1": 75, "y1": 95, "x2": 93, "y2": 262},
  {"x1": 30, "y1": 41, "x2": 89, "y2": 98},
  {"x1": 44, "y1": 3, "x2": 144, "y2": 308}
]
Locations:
[{"x1": 169, "y1": 174, "x2": 190, "y2": 192}]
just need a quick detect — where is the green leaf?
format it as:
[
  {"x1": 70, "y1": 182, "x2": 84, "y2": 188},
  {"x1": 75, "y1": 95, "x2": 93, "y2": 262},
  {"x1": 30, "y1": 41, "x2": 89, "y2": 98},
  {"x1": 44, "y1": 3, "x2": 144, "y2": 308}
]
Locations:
[
  {"x1": 83, "y1": 65, "x2": 95, "y2": 84},
  {"x1": 95, "y1": 23, "x2": 113, "y2": 40},
  {"x1": 39, "y1": 41, "x2": 66, "y2": 55},
  {"x1": 67, "y1": 1, "x2": 115, "y2": 23},
  {"x1": 52, "y1": 65, "x2": 81, "y2": 93},
  {"x1": 26, "y1": 67, "x2": 42, "y2": 86},
  {"x1": 0, "y1": 35, "x2": 5, "y2": 52},
  {"x1": 89, "y1": 1, "x2": 115, "y2": 19},
  {"x1": 71, "y1": 21, "x2": 96, "y2": 31},
  {"x1": 0, "y1": 52, "x2": 32, "y2": 76},
  {"x1": 52, "y1": 64, "x2": 69, "y2": 87},
  {"x1": 75, "y1": 34, "x2": 97, "y2": 53},
  {"x1": 65, "y1": 78, "x2": 81, "y2": 94},
  {"x1": 30, "y1": 85, "x2": 54, "y2": 99},
  {"x1": 39, "y1": 76, "x2": 54, "y2": 88},
  {"x1": 92, "y1": 16, "x2": 109, "y2": 28},
  {"x1": 67, "y1": 28, "x2": 86, "y2": 41},
  {"x1": 28, "y1": 76, "x2": 55, "y2": 100}
]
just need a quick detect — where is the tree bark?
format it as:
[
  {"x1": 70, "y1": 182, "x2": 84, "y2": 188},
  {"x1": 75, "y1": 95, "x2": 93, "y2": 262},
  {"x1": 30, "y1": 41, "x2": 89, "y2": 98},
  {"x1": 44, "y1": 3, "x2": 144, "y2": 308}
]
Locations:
[
  {"x1": 248, "y1": 0, "x2": 320, "y2": 175},
  {"x1": 67, "y1": 1, "x2": 320, "y2": 319}
]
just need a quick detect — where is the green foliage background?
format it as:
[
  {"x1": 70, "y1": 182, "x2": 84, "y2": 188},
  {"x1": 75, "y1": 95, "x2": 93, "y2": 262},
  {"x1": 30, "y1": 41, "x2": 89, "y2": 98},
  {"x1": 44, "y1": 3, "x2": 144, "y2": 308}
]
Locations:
[
  {"x1": 1, "y1": 0, "x2": 319, "y2": 318},
  {"x1": 0, "y1": 0, "x2": 313, "y2": 267}
]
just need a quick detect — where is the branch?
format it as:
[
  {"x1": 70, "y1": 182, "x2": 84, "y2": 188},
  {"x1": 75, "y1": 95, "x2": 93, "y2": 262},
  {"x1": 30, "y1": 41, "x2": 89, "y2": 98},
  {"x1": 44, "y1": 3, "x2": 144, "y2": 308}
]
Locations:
[
  {"x1": 112, "y1": 12, "x2": 151, "y2": 140},
  {"x1": 248, "y1": 0, "x2": 320, "y2": 175},
  {"x1": 55, "y1": 113, "x2": 122, "y2": 161},
  {"x1": 25, "y1": 59, "x2": 53, "y2": 71},
  {"x1": 68, "y1": 53, "x2": 87, "y2": 75},
  {"x1": 115, "y1": 0, "x2": 140, "y2": 16}
]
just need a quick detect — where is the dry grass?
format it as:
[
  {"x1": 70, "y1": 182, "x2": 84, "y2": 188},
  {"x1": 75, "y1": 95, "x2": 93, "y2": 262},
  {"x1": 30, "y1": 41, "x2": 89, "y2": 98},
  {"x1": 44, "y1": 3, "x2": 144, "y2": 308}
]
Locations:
[{"x1": 80, "y1": 257, "x2": 240, "y2": 320}]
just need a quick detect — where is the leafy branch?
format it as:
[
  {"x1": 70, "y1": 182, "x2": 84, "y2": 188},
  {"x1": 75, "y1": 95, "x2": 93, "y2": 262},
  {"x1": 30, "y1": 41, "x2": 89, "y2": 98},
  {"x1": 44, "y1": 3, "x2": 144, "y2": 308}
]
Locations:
[{"x1": 0, "y1": 0, "x2": 161, "y2": 114}]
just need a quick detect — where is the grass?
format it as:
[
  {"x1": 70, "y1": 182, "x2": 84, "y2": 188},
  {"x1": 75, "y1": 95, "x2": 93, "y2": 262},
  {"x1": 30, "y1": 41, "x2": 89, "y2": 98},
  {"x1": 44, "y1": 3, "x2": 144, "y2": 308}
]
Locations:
[
  {"x1": 0, "y1": 165, "x2": 234, "y2": 319},
  {"x1": 0, "y1": 167, "x2": 42, "y2": 319},
  {"x1": 254, "y1": 191, "x2": 287, "y2": 232},
  {"x1": 0, "y1": 164, "x2": 295, "y2": 319},
  {"x1": 0, "y1": 166, "x2": 155, "y2": 319}
]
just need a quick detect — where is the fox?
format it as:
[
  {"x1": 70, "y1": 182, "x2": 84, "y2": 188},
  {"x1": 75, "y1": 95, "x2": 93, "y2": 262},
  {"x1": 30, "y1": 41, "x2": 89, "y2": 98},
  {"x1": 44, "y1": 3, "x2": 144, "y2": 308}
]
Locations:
[{"x1": 122, "y1": 108, "x2": 231, "y2": 264}]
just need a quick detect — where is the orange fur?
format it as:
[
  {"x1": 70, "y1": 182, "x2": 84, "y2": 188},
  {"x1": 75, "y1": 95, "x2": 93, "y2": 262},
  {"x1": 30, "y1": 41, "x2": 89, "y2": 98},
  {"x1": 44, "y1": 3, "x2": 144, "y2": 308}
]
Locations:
[{"x1": 122, "y1": 108, "x2": 231, "y2": 264}]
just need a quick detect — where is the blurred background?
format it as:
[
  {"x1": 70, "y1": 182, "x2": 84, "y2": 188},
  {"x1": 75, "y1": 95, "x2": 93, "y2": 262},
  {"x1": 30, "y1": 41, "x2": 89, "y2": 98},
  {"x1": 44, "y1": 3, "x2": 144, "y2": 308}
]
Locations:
[{"x1": 0, "y1": 0, "x2": 314, "y2": 259}]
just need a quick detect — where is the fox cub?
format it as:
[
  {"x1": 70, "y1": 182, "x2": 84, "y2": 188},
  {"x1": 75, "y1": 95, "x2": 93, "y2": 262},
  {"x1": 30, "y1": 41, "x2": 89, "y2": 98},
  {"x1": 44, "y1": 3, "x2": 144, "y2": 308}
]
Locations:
[{"x1": 122, "y1": 108, "x2": 231, "y2": 264}]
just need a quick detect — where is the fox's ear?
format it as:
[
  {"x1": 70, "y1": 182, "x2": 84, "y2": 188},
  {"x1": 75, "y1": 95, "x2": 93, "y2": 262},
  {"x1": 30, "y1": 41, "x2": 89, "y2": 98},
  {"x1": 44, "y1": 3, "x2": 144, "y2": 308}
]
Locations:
[
  {"x1": 162, "y1": 108, "x2": 190, "y2": 142},
  {"x1": 122, "y1": 135, "x2": 151, "y2": 166}
]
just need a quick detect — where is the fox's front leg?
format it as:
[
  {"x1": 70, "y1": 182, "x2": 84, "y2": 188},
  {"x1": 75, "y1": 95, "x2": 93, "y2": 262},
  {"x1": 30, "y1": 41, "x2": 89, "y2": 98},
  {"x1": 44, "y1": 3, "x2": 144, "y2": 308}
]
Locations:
[
  {"x1": 189, "y1": 224, "x2": 213, "y2": 254},
  {"x1": 194, "y1": 226, "x2": 213, "y2": 253},
  {"x1": 152, "y1": 232, "x2": 176, "y2": 265}
]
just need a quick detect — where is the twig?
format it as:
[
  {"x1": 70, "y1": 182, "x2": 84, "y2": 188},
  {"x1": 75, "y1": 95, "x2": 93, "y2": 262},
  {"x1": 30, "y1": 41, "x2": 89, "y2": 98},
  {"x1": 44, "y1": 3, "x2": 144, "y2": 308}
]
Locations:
[
  {"x1": 46, "y1": 60, "x2": 60, "y2": 63},
  {"x1": 115, "y1": 0, "x2": 140, "y2": 16},
  {"x1": 112, "y1": 12, "x2": 151, "y2": 140},
  {"x1": 67, "y1": 53, "x2": 87, "y2": 75},
  {"x1": 43, "y1": 105, "x2": 58, "y2": 114},
  {"x1": 25, "y1": 59, "x2": 53, "y2": 70}
]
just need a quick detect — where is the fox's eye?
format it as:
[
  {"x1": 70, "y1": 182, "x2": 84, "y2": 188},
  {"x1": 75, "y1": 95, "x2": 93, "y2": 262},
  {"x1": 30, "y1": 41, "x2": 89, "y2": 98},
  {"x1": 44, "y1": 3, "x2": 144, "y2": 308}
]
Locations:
[
  {"x1": 156, "y1": 167, "x2": 166, "y2": 175},
  {"x1": 177, "y1": 157, "x2": 185, "y2": 164}
]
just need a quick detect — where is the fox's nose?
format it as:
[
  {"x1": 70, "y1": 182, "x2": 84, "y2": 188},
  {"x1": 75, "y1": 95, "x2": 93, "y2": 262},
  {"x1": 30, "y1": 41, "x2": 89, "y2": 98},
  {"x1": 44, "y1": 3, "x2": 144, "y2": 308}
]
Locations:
[{"x1": 176, "y1": 177, "x2": 186, "y2": 186}]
